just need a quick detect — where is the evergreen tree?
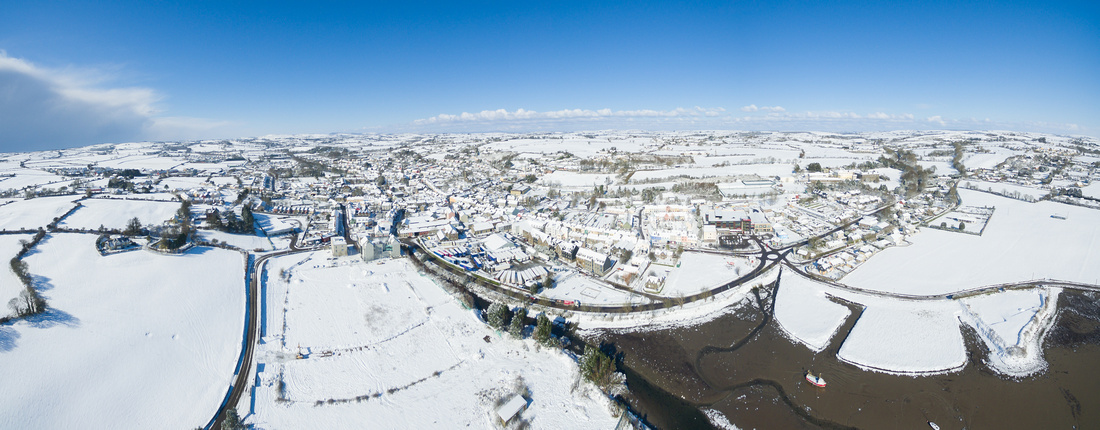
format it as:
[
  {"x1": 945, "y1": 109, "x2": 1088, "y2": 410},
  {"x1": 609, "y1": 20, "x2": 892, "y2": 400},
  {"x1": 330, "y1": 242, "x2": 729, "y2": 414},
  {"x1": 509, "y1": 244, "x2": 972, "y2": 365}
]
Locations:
[
  {"x1": 508, "y1": 308, "x2": 527, "y2": 338},
  {"x1": 487, "y1": 302, "x2": 507, "y2": 330},
  {"x1": 581, "y1": 346, "x2": 615, "y2": 386},
  {"x1": 241, "y1": 204, "x2": 255, "y2": 232},
  {"x1": 534, "y1": 313, "x2": 552, "y2": 345},
  {"x1": 221, "y1": 407, "x2": 243, "y2": 430},
  {"x1": 207, "y1": 209, "x2": 224, "y2": 230}
]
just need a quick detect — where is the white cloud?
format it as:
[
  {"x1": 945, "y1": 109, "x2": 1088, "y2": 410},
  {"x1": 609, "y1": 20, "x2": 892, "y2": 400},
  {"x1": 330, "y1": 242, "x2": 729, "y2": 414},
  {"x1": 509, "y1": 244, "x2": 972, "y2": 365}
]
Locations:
[
  {"x1": 413, "y1": 106, "x2": 727, "y2": 125},
  {"x1": 401, "y1": 106, "x2": 1090, "y2": 137},
  {"x1": 0, "y1": 51, "x2": 232, "y2": 151},
  {"x1": 740, "y1": 104, "x2": 784, "y2": 112}
]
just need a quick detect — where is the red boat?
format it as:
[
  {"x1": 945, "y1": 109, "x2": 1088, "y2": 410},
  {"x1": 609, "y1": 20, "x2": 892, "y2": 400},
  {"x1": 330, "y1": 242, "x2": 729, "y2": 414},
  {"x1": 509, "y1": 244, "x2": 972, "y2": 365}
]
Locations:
[{"x1": 805, "y1": 371, "x2": 826, "y2": 387}]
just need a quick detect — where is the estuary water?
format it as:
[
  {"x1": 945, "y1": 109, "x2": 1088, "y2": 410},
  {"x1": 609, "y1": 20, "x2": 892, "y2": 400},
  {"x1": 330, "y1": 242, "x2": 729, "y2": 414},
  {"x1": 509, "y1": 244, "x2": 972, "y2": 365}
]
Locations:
[{"x1": 592, "y1": 289, "x2": 1100, "y2": 429}]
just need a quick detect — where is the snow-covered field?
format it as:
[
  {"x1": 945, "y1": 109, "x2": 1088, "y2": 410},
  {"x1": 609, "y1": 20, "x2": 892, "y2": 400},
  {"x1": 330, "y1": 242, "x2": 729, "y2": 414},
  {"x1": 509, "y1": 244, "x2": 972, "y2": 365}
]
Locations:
[
  {"x1": 917, "y1": 160, "x2": 955, "y2": 174},
  {"x1": 964, "y1": 147, "x2": 1018, "y2": 170},
  {"x1": 197, "y1": 230, "x2": 273, "y2": 251},
  {"x1": 1081, "y1": 182, "x2": 1100, "y2": 199},
  {"x1": 247, "y1": 255, "x2": 619, "y2": 429},
  {"x1": 959, "y1": 288, "x2": 1060, "y2": 377},
  {"x1": 658, "y1": 252, "x2": 754, "y2": 297},
  {"x1": 961, "y1": 180, "x2": 1047, "y2": 200},
  {"x1": 0, "y1": 169, "x2": 66, "y2": 190},
  {"x1": 0, "y1": 234, "x2": 245, "y2": 429},
  {"x1": 0, "y1": 196, "x2": 80, "y2": 230},
  {"x1": 837, "y1": 298, "x2": 966, "y2": 374},
  {"x1": 773, "y1": 271, "x2": 851, "y2": 352},
  {"x1": 544, "y1": 271, "x2": 641, "y2": 305},
  {"x1": 844, "y1": 190, "x2": 1100, "y2": 295},
  {"x1": 485, "y1": 137, "x2": 624, "y2": 158},
  {"x1": 158, "y1": 176, "x2": 214, "y2": 191},
  {"x1": 96, "y1": 154, "x2": 185, "y2": 170},
  {"x1": 630, "y1": 164, "x2": 792, "y2": 182},
  {"x1": 253, "y1": 213, "x2": 304, "y2": 237},
  {"x1": 539, "y1": 171, "x2": 616, "y2": 189},
  {"x1": 59, "y1": 198, "x2": 180, "y2": 230},
  {"x1": 776, "y1": 270, "x2": 1061, "y2": 376}
]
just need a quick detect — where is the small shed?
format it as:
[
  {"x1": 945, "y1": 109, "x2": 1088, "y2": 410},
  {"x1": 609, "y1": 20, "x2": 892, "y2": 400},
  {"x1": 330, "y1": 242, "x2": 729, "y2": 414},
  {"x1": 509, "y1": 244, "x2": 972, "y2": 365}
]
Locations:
[{"x1": 495, "y1": 395, "x2": 528, "y2": 424}]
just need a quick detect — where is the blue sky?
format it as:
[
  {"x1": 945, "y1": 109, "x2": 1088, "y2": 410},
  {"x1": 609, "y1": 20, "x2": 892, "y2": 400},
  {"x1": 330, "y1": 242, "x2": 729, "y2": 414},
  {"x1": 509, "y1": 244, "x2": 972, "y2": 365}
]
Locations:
[{"x1": 0, "y1": 1, "x2": 1097, "y2": 150}]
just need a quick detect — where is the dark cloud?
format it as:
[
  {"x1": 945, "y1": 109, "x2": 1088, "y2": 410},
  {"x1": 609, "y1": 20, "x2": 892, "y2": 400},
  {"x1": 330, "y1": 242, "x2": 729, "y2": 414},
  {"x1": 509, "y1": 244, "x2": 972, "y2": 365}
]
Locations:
[{"x1": 0, "y1": 62, "x2": 154, "y2": 152}]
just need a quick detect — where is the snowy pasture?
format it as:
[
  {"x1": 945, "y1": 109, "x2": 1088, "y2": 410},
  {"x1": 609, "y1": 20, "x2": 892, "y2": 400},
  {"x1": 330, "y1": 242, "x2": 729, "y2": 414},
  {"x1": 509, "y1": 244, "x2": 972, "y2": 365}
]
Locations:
[
  {"x1": 539, "y1": 171, "x2": 617, "y2": 189},
  {"x1": 96, "y1": 154, "x2": 186, "y2": 170},
  {"x1": 964, "y1": 146, "x2": 1018, "y2": 170},
  {"x1": 486, "y1": 137, "x2": 624, "y2": 158},
  {"x1": 0, "y1": 196, "x2": 80, "y2": 230},
  {"x1": 59, "y1": 198, "x2": 181, "y2": 230},
  {"x1": 158, "y1": 176, "x2": 214, "y2": 191},
  {"x1": 197, "y1": 230, "x2": 273, "y2": 251},
  {"x1": 247, "y1": 255, "x2": 618, "y2": 429},
  {"x1": 1082, "y1": 182, "x2": 1100, "y2": 199},
  {"x1": 773, "y1": 272, "x2": 851, "y2": 352},
  {"x1": 0, "y1": 234, "x2": 245, "y2": 429},
  {"x1": 843, "y1": 190, "x2": 1100, "y2": 295},
  {"x1": 630, "y1": 164, "x2": 793, "y2": 182},
  {"x1": 961, "y1": 180, "x2": 1047, "y2": 200},
  {"x1": 0, "y1": 169, "x2": 66, "y2": 190},
  {"x1": 836, "y1": 298, "x2": 966, "y2": 374}
]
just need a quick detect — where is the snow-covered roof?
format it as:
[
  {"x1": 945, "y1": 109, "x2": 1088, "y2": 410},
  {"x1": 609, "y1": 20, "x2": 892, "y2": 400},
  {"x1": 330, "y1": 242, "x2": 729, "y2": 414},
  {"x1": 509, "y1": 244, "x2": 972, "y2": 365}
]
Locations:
[
  {"x1": 576, "y1": 247, "x2": 608, "y2": 263},
  {"x1": 496, "y1": 395, "x2": 527, "y2": 423},
  {"x1": 482, "y1": 233, "x2": 515, "y2": 251}
]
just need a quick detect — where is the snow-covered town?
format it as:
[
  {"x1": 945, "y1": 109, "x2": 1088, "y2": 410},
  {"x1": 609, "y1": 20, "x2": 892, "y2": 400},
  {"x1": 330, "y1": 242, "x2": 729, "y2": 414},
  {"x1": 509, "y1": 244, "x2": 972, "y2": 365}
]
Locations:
[{"x1": 1, "y1": 130, "x2": 1099, "y2": 429}]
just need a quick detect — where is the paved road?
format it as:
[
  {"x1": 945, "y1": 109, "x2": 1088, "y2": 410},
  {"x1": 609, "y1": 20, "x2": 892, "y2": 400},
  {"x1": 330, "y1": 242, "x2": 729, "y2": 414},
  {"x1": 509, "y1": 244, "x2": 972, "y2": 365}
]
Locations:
[
  {"x1": 404, "y1": 237, "x2": 784, "y2": 313},
  {"x1": 208, "y1": 234, "x2": 314, "y2": 430}
]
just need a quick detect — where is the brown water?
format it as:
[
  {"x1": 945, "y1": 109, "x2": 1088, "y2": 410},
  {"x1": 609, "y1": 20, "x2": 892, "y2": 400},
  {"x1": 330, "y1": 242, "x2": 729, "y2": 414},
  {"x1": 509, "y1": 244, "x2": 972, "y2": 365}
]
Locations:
[{"x1": 591, "y1": 289, "x2": 1100, "y2": 429}]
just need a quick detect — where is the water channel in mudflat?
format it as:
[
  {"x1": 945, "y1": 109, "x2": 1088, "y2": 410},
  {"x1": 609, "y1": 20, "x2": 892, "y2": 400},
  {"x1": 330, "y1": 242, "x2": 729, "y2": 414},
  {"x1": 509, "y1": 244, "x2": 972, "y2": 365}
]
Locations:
[{"x1": 584, "y1": 285, "x2": 1100, "y2": 429}]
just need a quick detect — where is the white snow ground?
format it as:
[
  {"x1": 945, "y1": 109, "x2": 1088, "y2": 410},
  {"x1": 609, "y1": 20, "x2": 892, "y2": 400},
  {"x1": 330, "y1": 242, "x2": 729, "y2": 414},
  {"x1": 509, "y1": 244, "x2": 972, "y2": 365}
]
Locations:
[
  {"x1": 543, "y1": 271, "x2": 643, "y2": 306},
  {"x1": 197, "y1": 230, "x2": 274, "y2": 251},
  {"x1": 59, "y1": 198, "x2": 181, "y2": 230},
  {"x1": 0, "y1": 234, "x2": 245, "y2": 429},
  {"x1": 843, "y1": 189, "x2": 1100, "y2": 295},
  {"x1": 0, "y1": 196, "x2": 80, "y2": 230},
  {"x1": 773, "y1": 271, "x2": 851, "y2": 352},
  {"x1": 245, "y1": 255, "x2": 620, "y2": 429},
  {"x1": 836, "y1": 297, "x2": 966, "y2": 374},
  {"x1": 958, "y1": 288, "x2": 1060, "y2": 377},
  {"x1": 658, "y1": 252, "x2": 754, "y2": 298}
]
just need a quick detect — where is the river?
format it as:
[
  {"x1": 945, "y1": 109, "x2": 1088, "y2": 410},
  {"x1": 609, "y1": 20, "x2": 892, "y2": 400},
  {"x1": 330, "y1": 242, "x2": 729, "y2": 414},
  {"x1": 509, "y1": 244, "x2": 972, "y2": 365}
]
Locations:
[{"x1": 586, "y1": 286, "x2": 1100, "y2": 429}]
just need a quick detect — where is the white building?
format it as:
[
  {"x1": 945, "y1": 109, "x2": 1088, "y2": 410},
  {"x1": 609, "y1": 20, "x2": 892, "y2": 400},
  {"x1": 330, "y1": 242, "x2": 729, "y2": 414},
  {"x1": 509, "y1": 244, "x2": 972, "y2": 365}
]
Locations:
[{"x1": 331, "y1": 237, "x2": 348, "y2": 257}]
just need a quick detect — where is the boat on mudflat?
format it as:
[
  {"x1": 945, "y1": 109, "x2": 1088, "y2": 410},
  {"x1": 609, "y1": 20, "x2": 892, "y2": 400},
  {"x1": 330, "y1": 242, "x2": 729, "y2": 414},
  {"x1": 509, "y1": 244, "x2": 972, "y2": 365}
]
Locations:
[{"x1": 805, "y1": 371, "x2": 826, "y2": 387}]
